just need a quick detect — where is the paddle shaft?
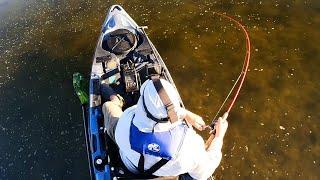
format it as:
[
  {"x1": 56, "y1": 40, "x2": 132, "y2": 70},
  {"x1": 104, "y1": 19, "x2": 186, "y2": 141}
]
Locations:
[{"x1": 81, "y1": 104, "x2": 94, "y2": 180}]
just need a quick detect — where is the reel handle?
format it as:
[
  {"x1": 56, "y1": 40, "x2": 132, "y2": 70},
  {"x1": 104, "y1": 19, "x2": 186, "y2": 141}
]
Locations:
[{"x1": 203, "y1": 119, "x2": 218, "y2": 135}]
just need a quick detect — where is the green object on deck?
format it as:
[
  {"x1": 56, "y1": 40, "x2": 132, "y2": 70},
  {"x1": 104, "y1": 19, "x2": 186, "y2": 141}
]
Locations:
[{"x1": 73, "y1": 73, "x2": 89, "y2": 105}]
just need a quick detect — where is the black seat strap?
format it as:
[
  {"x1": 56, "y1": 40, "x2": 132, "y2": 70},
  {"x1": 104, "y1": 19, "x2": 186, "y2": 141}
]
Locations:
[
  {"x1": 145, "y1": 158, "x2": 169, "y2": 175},
  {"x1": 101, "y1": 68, "x2": 120, "y2": 80},
  {"x1": 137, "y1": 153, "x2": 169, "y2": 175},
  {"x1": 138, "y1": 153, "x2": 145, "y2": 173}
]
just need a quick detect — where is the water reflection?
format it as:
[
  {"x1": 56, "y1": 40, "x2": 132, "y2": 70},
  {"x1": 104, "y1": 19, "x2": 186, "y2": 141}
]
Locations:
[{"x1": 0, "y1": 0, "x2": 319, "y2": 179}]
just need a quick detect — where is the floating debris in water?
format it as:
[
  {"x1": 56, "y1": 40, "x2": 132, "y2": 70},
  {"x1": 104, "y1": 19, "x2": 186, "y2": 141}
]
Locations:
[
  {"x1": 18, "y1": 147, "x2": 24, "y2": 153},
  {"x1": 285, "y1": 132, "x2": 290, "y2": 136},
  {"x1": 279, "y1": 126, "x2": 285, "y2": 130}
]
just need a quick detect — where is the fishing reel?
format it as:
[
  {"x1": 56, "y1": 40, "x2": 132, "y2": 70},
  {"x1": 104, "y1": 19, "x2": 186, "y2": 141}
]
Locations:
[
  {"x1": 205, "y1": 112, "x2": 229, "y2": 134},
  {"x1": 203, "y1": 121, "x2": 218, "y2": 135}
]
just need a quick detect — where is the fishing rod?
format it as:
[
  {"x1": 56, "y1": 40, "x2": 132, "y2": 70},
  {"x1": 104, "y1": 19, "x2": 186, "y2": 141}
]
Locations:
[{"x1": 207, "y1": 12, "x2": 251, "y2": 131}]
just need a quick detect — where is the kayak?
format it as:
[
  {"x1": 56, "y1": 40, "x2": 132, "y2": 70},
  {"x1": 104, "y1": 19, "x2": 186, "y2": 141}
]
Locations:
[
  {"x1": 72, "y1": 4, "x2": 251, "y2": 180},
  {"x1": 85, "y1": 5, "x2": 187, "y2": 180}
]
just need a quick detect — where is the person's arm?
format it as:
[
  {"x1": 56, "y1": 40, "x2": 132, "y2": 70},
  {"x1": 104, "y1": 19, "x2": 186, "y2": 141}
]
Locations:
[
  {"x1": 205, "y1": 112, "x2": 228, "y2": 150},
  {"x1": 181, "y1": 108, "x2": 228, "y2": 147},
  {"x1": 187, "y1": 112, "x2": 228, "y2": 180},
  {"x1": 188, "y1": 145, "x2": 223, "y2": 180},
  {"x1": 181, "y1": 109, "x2": 206, "y2": 131}
]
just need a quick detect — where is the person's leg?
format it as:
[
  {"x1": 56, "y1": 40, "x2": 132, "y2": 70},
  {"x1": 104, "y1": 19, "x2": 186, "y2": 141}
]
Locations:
[
  {"x1": 102, "y1": 99, "x2": 123, "y2": 142},
  {"x1": 101, "y1": 83, "x2": 117, "y2": 102}
]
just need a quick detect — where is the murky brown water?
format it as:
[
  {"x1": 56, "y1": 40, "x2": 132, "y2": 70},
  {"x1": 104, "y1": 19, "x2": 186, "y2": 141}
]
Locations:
[{"x1": 0, "y1": 0, "x2": 319, "y2": 179}]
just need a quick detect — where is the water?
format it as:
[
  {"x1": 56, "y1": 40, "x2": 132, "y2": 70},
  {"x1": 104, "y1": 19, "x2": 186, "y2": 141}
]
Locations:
[{"x1": 0, "y1": 0, "x2": 319, "y2": 179}]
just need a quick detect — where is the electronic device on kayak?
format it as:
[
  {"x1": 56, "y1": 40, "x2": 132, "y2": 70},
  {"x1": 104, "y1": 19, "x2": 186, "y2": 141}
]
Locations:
[{"x1": 122, "y1": 63, "x2": 141, "y2": 92}]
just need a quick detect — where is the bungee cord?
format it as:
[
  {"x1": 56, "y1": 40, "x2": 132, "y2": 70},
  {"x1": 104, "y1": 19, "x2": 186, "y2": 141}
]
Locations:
[{"x1": 209, "y1": 12, "x2": 251, "y2": 129}]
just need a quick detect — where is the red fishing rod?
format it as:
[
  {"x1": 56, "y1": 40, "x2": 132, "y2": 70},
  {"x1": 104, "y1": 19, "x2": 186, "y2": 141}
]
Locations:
[{"x1": 208, "y1": 12, "x2": 251, "y2": 130}]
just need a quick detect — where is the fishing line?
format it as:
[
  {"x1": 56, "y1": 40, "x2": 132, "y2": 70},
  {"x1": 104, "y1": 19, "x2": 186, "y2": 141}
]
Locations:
[
  {"x1": 209, "y1": 12, "x2": 251, "y2": 128},
  {"x1": 211, "y1": 70, "x2": 243, "y2": 122}
]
